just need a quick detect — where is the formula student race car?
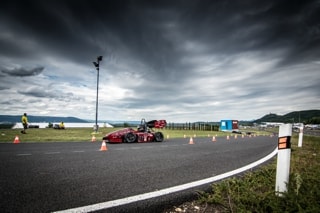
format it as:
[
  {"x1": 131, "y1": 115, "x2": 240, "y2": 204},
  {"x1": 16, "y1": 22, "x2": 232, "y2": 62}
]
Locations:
[{"x1": 102, "y1": 119, "x2": 167, "y2": 143}]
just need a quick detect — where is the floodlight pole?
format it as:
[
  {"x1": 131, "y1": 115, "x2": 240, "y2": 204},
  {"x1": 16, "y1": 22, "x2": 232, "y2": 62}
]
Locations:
[{"x1": 93, "y1": 56, "x2": 103, "y2": 133}]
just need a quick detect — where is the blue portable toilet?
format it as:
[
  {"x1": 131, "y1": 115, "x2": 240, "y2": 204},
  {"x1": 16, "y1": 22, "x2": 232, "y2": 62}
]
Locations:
[{"x1": 220, "y1": 120, "x2": 238, "y2": 131}]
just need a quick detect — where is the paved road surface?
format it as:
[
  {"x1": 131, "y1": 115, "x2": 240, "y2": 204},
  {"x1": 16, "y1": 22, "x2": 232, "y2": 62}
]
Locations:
[{"x1": 0, "y1": 135, "x2": 277, "y2": 212}]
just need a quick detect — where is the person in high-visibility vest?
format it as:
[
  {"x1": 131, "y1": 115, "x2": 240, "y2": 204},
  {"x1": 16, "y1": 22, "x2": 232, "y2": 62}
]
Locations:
[
  {"x1": 21, "y1": 113, "x2": 28, "y2": 134},
  {"x1": 59, "y1": 122, "x2": 65, "y2": 129}
]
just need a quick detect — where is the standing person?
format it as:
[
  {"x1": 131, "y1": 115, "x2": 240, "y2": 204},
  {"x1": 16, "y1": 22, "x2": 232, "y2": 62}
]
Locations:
[
  {"x1": 21, "y1": 113, "x2": 28, "y2": 134},
  {"x1": 59, "y1": 121, "x2": 65, "y2": 129}
]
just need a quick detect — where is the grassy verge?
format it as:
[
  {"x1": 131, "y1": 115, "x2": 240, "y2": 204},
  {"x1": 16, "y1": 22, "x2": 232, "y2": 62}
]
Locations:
[
  {"x1": 0, "y1": 127, "x2": 115, "y2": 143},
  {"x1": 0, "y1": 127, "x2": 270, "y2": 143},
  {"x1": 169, "y1": 135, "x2": 320, "y2": 212}
]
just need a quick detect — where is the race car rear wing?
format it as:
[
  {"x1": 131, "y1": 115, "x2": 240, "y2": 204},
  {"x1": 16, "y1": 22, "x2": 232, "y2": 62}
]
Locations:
[{"x1": 146, "y1": 120, "x2": 167, "y2": 128}]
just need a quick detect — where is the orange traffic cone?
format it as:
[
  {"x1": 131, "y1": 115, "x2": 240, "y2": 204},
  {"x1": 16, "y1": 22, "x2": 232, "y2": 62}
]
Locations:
[
  {"x1": 226, "y1": 135, "x2": 230, "y2": 140},
  {"x1": 91, "y1": 135, "x2": 96, "y2": 142},
  {"x1": 100, "y1": 140, "x2": 108, "y2": 151},
  {"x1": 212, "y1": 136, "x2": 216, "y2": 142},
  {"x1": 242, "y1": 134, "x2": 244, "y2": 138},
  {"x1": 189, "y1": 137, "x2": 194, "y2": 144},
  {"x1": 234, "y1": 135, "x2": 237, "y2": 139},
  {"x1": 13, "y1": 135, "x2": 20, "y2": 144}
]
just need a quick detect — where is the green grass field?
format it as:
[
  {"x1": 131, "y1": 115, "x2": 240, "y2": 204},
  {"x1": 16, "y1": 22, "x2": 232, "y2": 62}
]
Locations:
[{"x1": 0, "y1": 127, "x2": 272, "y2": 143}]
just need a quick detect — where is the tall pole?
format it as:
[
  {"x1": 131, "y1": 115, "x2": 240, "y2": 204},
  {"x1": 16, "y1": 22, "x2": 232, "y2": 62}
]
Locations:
[
  {"x1": 93, "y1": 56, "x2": 103, "y2": 133},
  {"x1": 95, "y1": 65, "x2": 99, "y2": 132}
]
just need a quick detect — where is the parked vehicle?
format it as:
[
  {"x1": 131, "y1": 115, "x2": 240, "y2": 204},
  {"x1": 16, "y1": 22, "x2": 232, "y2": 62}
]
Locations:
[{"x1": 102, "y1": 119, "x2": 167, "y2": 143}]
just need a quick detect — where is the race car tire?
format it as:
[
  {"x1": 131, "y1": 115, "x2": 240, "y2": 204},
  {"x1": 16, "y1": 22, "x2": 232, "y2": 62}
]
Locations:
[
  {"x1": 125, "y1": 132, "x2": 137, "y2": 143},
  {"x1": 154, "y1": 132, "x2": 164, "y2": 142}
]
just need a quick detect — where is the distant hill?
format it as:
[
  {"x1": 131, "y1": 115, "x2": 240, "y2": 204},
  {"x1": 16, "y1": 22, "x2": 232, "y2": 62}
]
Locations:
[
  {"x1": 253, "y1": 110, "x2": 320, "y2": 124},
  {"x1": 0, "y1": 115, "x2": 89, "y2": 123},
  {"x1": 1, "y1": 109, "x2": 319, "y2": 125}
]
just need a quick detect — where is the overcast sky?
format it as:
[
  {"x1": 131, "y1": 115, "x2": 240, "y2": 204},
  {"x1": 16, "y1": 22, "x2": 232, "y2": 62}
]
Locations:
[{"x1": 0, "y1": 0, "x2": 319, "y2": 122}]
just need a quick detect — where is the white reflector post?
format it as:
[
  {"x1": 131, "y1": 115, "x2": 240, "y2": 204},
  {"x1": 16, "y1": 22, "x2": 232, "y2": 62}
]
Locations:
[
  {"x1": 298, "y1": 125, "x2": 304, "y2": 147},
  {"x1": 275, "y1": 123, "x2": 292, "y2": 196}
]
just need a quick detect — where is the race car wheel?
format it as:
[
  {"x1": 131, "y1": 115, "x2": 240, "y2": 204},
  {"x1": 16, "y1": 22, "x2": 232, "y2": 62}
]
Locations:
[
  {"x1": 125, "y1": 132, "x2": 137, "y2": 143},
  {"x1": 154, "y1": 132, "x2": 164, "y2": 142}
]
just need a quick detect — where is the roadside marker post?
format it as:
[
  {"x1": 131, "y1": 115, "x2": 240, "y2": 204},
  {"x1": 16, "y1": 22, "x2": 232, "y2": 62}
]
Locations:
[
  {"x1": 298, "y1": 125, "x2": 304, "y2": 147},
  {"x1": 275, "y1": 124, "x2": 292, "y2": 196}
]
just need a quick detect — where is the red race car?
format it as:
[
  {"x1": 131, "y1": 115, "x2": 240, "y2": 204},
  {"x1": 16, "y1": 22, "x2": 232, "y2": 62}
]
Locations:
[{"x1": 102, "y1": 119, "x2": 167, "y2": 143}]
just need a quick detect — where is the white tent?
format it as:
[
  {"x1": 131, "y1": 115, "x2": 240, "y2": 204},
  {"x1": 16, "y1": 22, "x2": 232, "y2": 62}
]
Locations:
[{"x1": 12, "y1": 122, "x2": 113, "y2": 129}]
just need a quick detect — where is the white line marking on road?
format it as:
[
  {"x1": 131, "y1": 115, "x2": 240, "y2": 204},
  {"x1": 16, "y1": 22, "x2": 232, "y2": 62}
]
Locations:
[
  {"x1": 44, "y1": 152, "x2": 61, "y2": 155},
  {"x1": 53, "y1": 147, "x2": 278, "y2": 213},
  {"x1": 17, "y1": 153, "x2": 32, "y2": 156},
  {"x1": 131, "y1": 147, "x2": 142, "y2": 150},
  {"x1": 72, "y1": 151, "x2": 85, "y2": 153}
]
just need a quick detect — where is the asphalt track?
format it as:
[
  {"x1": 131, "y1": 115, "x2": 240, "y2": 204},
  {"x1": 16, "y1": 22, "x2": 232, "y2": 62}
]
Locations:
[{"x1": 0, "y1": 135, "x2": 277, "y2": 213}]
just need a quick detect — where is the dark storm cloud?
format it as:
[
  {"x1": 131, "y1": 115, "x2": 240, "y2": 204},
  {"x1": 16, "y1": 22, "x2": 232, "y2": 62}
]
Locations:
[
  {"x1": 18, "y1": 89, "x2": 49, "y2": 98},
  {"x1": 0, "y1": 85, "x2": 10, "y2": 90},
  {"x1": 18, "y1": 87, "x2": 83, "y2": 101},
  {"x1": 178, "y1": 1, "x2": 320, "y2": 65},
  {"x1": 0, "y1": 0, "x2": 319, "y2": 121},
  {"x1": 1, "y1": 0, "x2": 319, "y2": 69},
  {"x1": 1, "y1": 1, "x2": 100, "y2": 63},
  {"x1": 1, "y1": 67, "x2": 44, "y2": 77}
]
